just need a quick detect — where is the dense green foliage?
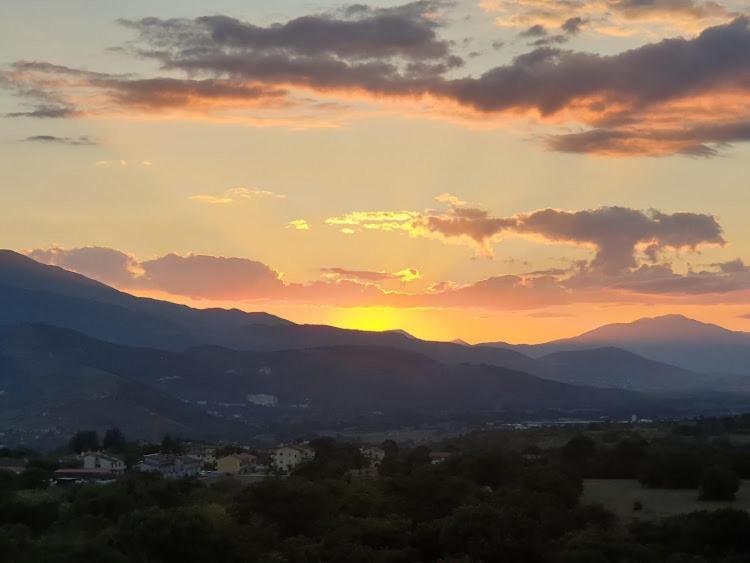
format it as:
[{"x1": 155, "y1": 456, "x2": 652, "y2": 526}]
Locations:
[
  {"x1": 4, "y1": 417, "x2": 750, "y2": 561},
  {"x1": 0, "y1": 448, "x2": 607, "y2": 562}
]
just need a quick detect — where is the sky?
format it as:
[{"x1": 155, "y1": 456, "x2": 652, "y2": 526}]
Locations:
[{"x1": 2, "y1": 0, "x2": 750, "y2": 343}]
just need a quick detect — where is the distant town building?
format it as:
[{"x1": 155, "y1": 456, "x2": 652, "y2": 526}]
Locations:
[
  {"x1": 521, "y1": 446, "x2": 544, "y2": 464},
  {"x1": 217, "y1": 453, "x2": 258, "y2": 475},
  {"x1": 429, "y1": 451, "x2": 452, "y2": 465},
  {"x1": 82, "y1": 452, "x2": 126, "y2": 475},
  {"x1": 360, "y1": 446, "x2": 386, "y2": 467},
  {"x1": 184, "y1": 444, "x2": 218, "y2": 468},
  {"x1": 137, "y1": 454, "x2": 202, "y2": 479},
  {"x1": 270, "y1": 444, "x2": 315, "y2": 473}
]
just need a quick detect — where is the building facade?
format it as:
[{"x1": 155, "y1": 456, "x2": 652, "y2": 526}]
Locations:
[
  {"x1": 82, "y1": 452, "x2": 126, "y2": 475},
  {"x1": 270, "y1": 445, "x2": 315, "y2": 473},
  {"x1": 217, "y1": 453, "x2": 258, "y2": 475},
  {"x1": 137, "y1": 454, "x2": 202, "y2": 479}
]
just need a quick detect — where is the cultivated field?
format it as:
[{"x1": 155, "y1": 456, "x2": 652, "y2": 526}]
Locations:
[{"x1": 583, "y1": 478, "x2": 750, "y2": 522}]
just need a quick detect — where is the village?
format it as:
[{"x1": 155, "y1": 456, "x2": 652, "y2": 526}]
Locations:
[{"x1": 0, "y1": 436, "x2": 455, "y2": 487}]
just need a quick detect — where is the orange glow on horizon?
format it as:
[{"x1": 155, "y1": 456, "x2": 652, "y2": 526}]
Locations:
[{"x1": 120, "y1": 287, "x2": 750, "y2": 345}]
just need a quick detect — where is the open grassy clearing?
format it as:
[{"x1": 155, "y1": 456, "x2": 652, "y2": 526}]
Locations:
[{"x1": 583, "y1": 478, "x2": 750, "y2": 522}]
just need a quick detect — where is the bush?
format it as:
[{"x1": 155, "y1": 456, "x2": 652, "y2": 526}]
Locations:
[
  {"x1": 562, "y1": 435, "x2": 596, "y2": 462},
  {"x1": 700, "y1": 466, "x2": 740, "y2": 501},
  {"x1": 639, "y1": 451, "x2": 703, "y2": 489}
]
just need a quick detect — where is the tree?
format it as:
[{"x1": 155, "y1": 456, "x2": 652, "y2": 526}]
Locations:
[
  {"x1": 562, "y1": 435, "x2": 596, "y2": 462},
  {"x1": 103, "y1": 427, "x2": 127, "y2": 452},
  {"x1": 161, "y1": 435, "x2": 183, "y2": 455},
  {"x1": 18, "y1": 468, "x2": 50, "y2": 490},
  {"x1": 639, "y1": 451, "x2": 703, "y2": 489},
  {"x1": 700, "y1": 466, "x2": 740, "y2": 501},
  {"x1": 69, "y1": 430, "x2": 99, "y2": 454},
  {"x1": 381, "y1": 439, "x2": 399, "y2": 457}
]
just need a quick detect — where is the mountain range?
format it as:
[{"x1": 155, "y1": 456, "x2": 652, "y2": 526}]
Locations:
[
  {"x1": 1, "y1": 249, "x2": 750, "y2": 445},
  {"x1": 482, "y1": 315, "x2": 750, "y2": 375}
]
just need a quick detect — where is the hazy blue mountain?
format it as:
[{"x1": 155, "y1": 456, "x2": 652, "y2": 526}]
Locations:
[
  {"x1": 0, "y1": 323, "x2": 653, "y2": 442},
  {"x1": 0, "y1": 324, "x2": 247, "y2": 442},
  {"x1": 0, "y1": 250, "x2": 742, "y2": 398},
  {"x1": 535, "y1": 347, "x2": 708, "y2": 392},
  {"x1": 481, "y1": 315, "x2": 750, "y2": 375}
]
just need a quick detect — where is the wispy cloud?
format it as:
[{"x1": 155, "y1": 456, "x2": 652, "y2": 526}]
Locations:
[
  {"x1": 480, "y1": 0, "x2": 732, "y2": 36},
  {"x1": 24, "y1": 135, "x2": 95, "y2": 146},
  {"x1": 95, "y1": 160, "x2": 152, "y2": 167},
  {"x1": 189, "y1": 187, "x2": 285, "y2": 205},
  {"x1": 321, "y1": 267, "x2": 421, "y2": 283},
  {"x1": 287, "y1": 219, "x2": 310, "y2": 230}
]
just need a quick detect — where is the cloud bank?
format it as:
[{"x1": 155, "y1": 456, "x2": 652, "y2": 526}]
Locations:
[
  {"x1": 25, "y1": 199, "x2": 745, "y2": 312},
  {"x1": 2, "y1": 3, "x2": 749, "y2": 156}
]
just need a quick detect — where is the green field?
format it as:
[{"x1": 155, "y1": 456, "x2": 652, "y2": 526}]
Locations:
[{"x1": 583, "y1": 478, "x2": 750, "y2": 522}]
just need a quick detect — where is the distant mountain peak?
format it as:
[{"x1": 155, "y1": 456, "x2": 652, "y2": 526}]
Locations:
[
  {"x1": 577, "y1": 314, "x2": 742, "y2": 343},
  {"x1": 384, "y1": 329, "x2": 417, "y2": 340}
]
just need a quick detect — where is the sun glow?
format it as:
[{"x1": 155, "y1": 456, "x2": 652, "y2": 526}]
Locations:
[{"x1": 331, "y1": 306, "x2": 411, "y2": 334}]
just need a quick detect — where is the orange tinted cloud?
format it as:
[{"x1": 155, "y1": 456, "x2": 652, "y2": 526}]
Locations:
[
  {"x1": 190, "y1": 187, "x2": 285, "y2": 204},
  {"x1": 24, "y1": 209, "x2": 748, "y2": 314},
  {"x1": 481, "y1": 0, "x2": 733, "y2": 35},
  {"x1": 321, "y1": 267, "x2": 421, "y2": 283},
  {"x1": 328, "y1": 203, "x2": 725, "y2": 266},
  {"x1": 4, "y1": 13, "x2": 750, "y2": 155},
  {"x1": 287, "y1": 219, "x2": 311, "y2": 230}
]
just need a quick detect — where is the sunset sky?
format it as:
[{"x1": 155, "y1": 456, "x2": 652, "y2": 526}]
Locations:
[{"x1": 3, "y1": 0, "x2": 750, "y2": 343}]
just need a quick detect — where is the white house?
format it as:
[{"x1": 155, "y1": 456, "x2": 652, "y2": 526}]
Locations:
[
  {"x1": 270, "y1": 444, "x2": 315, "y2": 473},
  {"x1": 429, "y1": 451, "x2": 452, "y2": 465},
  {"x1": 82, "y1": 452, "x2": 126, "y2": 475},
  {"x1": 137, "y1": 454, "x2": 202, "y2": 479},
  {"x1": 360, "y1": 446, "x2": 386, "y2": 467}
]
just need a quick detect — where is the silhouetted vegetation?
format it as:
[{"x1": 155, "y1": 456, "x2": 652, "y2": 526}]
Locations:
[
  {"x1": 700, "y1": 466, "x2": 741, "y2": 501},
  {"x1": 3, "y1": 416, "x2": 750, "y2": 561}
]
